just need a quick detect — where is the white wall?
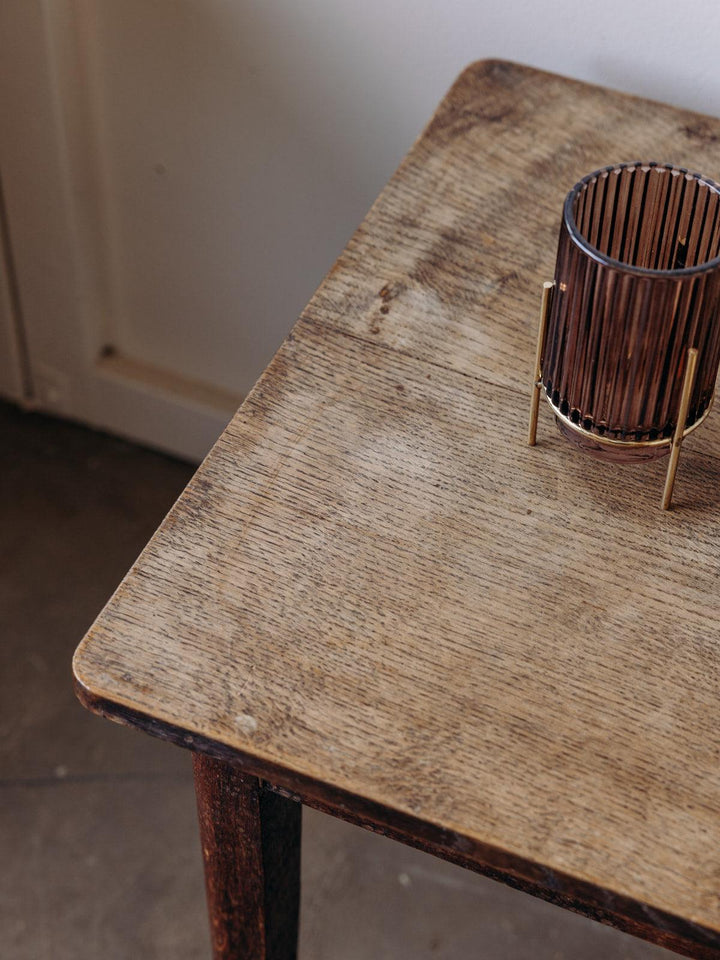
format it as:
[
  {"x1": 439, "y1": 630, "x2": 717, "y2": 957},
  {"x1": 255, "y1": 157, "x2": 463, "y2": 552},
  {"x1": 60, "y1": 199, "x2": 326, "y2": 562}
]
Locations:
[{"x1": 5, "y1": 0, "x2": 720, "y2": 457}]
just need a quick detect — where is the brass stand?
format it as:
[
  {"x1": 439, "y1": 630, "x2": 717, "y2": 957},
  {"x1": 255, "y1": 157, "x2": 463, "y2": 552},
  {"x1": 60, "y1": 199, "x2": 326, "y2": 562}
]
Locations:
[
  {"x1": 661, "y1": 348, "x2": 698, "y2": 510},
  {"x1": 528, "y1": 284, "x2": 701, "y2": 511},
  {"x1": 528, "y1": 281, "x2": 554, "y2": 447}
]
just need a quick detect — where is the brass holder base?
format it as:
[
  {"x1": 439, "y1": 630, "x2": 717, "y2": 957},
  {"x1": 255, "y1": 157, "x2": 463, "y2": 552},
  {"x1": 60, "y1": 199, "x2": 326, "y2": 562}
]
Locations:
[{"x1": 528, "y1": 282, "x2": 701, "y2": 511}]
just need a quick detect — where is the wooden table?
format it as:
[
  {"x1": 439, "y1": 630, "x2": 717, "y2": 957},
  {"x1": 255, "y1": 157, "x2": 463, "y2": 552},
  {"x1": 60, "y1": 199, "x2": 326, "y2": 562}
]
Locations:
[{"x1": 73, "y1": 61, "x2": 720, "y2": 960}]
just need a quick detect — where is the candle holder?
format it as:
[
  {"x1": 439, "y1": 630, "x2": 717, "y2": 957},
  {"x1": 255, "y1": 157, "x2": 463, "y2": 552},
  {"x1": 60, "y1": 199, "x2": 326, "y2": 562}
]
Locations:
[{"x1": 529, "y1": 161, "x2": 720, "y2": 509}]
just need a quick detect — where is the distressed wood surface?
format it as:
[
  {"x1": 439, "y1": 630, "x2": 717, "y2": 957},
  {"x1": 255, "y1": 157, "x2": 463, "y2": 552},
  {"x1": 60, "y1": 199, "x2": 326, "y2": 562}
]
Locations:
[
  {"x1": 74, "y1": 61, "x2": 720, "y2": 957},
  {"x1": 193, "y1": 756, "x2": 301, "y2": 960}
]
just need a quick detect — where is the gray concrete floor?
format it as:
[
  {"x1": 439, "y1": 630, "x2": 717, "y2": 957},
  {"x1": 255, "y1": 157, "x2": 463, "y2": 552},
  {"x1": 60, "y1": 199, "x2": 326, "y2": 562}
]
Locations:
[{"x1": 0, "y1": 401, "x2": 676, "y2": 959}]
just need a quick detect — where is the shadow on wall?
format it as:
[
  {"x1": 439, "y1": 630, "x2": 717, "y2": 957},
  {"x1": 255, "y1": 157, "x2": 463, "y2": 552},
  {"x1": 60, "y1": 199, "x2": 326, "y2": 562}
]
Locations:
[
  {"x1": 77, "y1": 0, "x2": 437, "y2": 396},
  {"x1": 594, "y1": 55, "x2": 720, "y2": 143}
]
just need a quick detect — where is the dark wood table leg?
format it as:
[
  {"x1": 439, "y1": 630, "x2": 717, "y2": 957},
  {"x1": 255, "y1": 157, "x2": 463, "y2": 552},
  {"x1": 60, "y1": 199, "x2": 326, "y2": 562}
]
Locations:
[{"x1": 193, "y1": 753, "x2": 302, "y2": 960}]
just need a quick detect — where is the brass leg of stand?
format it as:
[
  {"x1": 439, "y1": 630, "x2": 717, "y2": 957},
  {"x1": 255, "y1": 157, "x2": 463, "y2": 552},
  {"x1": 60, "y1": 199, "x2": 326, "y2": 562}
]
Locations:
[
  {"x1": 662, "y1": 347, "x2": 699, "y2": 511},
  {"x1": 528, "y1": 282, "x2": 554, "y2": 446}
]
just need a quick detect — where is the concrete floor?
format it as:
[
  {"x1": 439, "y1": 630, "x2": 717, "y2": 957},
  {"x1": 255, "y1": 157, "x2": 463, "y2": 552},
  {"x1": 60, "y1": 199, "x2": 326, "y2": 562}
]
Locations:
[{"x1": 0, "y1": 401, "x2": 676, "y2": 959}]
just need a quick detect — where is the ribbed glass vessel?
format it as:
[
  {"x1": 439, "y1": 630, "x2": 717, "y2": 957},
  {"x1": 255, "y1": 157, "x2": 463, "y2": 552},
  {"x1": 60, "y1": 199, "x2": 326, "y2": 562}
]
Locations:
[{"x1": 543, "y1": 162, "x2": 720, "y2": 462}]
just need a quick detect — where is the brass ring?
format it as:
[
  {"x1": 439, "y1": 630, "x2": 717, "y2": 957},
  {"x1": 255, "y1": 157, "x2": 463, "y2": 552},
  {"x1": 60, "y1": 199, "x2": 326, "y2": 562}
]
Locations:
[{"x1": 543, "y1": 391, "x2": 713, "y2": 449}]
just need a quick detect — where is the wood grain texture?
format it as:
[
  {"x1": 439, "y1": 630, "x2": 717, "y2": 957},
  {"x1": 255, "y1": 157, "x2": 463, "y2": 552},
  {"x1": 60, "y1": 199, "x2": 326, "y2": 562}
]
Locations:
[
  {"x1": 74, "y1": 61, "x2": 720, "y2": 957},
  {"x1": 193, "y1": 756, "x2": 301, "y2": 960}
]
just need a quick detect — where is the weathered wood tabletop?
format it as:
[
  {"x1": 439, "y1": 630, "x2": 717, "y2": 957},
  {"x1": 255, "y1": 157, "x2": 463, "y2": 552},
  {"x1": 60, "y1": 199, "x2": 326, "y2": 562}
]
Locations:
[{"x1": 74, "y1": 61, "x2": 720, "y2": 958}]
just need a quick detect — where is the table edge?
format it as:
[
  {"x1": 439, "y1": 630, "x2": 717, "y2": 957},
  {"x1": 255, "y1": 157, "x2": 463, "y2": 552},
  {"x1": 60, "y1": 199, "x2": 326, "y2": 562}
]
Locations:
[{"x1": 73, "y1": 673, "x2": 720, "y2": 960}]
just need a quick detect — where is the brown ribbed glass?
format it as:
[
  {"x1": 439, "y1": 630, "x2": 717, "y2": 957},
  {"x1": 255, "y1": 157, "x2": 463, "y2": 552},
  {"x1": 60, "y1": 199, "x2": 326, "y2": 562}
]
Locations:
[{"x1": 542, "y1": 162, "x2": 720, "y2": 461}]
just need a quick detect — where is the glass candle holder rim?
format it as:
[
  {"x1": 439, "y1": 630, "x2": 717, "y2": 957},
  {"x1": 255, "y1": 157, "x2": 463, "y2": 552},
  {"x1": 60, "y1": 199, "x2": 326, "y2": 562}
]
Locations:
[{"x1": 563, "y1": 160, "x2": 720, "y2": 279}]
